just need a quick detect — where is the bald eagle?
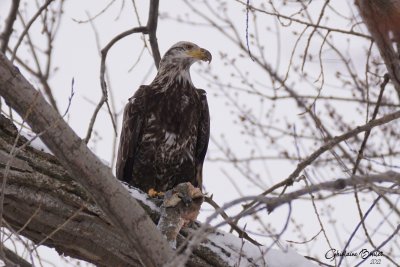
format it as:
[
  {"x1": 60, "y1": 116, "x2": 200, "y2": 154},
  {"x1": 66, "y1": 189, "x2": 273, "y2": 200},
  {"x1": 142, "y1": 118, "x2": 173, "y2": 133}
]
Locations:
[{"x1": 116, "y1": 41, "x2": 211, "y2": 196}]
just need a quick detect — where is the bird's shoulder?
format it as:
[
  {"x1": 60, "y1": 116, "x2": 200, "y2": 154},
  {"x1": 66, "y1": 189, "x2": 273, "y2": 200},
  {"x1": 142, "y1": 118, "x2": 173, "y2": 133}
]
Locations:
[
  {"x1": 195, "y1": 88, "x2": 207, "y2": 96},
  {"x1": 128, "y1": 85, "x2": 150, "y2": 102},
  {"x1": 125, "y1": 85, "x2": 155, "y2": 111},
  {"x1": 195, "y1": 88, "x2": 208, "y2": 106}
]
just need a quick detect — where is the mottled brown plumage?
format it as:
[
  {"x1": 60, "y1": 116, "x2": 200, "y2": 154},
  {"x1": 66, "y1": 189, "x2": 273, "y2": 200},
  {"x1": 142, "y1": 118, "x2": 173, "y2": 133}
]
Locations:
[{"x1": 116, "y1": 41, "x2": 211, "y2": 194}]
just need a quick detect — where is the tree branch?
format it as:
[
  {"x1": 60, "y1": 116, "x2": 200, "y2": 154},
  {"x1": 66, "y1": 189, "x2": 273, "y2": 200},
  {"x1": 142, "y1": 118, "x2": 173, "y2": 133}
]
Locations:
[
  {"x1": 238, "y1": 108, "x2": 400, "y2": 214},
  {"x1": 264, "y1": 171, "x2": 400, "y2": 212},
  {"x1": 0, "y1": 114, "x2": 258, "y2": 267},
  {"x1": 147, "y1": 0, "x2": 161, "y2": 68}
]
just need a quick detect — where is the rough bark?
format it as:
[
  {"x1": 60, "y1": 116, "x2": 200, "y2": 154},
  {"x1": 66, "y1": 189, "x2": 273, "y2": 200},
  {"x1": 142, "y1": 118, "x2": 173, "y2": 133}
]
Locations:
[{"x1": 0, "y1": 114, "x2": 238, "y2": 267}]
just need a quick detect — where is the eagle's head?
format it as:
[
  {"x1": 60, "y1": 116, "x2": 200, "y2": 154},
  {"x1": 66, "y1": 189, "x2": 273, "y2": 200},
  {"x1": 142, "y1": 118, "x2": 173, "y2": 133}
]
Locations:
[
  {"x1": 159, "y1": 41, "x2": 212, "y2": 69},
  {"x1": 153, "y1": 41, "x2": 212, "y2": 87}
]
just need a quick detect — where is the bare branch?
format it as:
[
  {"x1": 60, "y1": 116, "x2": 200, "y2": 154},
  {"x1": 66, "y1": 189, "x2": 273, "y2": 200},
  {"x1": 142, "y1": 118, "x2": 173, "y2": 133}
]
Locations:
[
  {"x1": 84, "y1": 26, "x2": 147, "y2": 144},
  {"x1": 72, "y1": 0, "x2": 117, "y2": 23},
  {"x1": 84, "y1": 0, "x2": 161, "y2": 143},
  {"x1": 10, "y1": 0, "x2": 54, "y2": 63},
  {"x1": 234, "y1": 0, "x2": 371, "y2": 39},
  {"x1": 147, "y1": 0, "x2": 161, "y2": 68},
  {"x1": 237, "y1": 108, "x2": 400, "y2": 216},
  {"x1": 204, "y1": 196, "x2": 261, "y2": 246},
  {"x1": 264, "y1": 172, "x2": 400, "y2": 212}
]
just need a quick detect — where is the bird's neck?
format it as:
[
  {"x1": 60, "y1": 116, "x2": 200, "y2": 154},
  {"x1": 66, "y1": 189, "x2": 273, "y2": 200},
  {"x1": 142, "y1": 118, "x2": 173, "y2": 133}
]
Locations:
[{"x1": 152, "y1": 63, "x2": 194, "y2": 90}]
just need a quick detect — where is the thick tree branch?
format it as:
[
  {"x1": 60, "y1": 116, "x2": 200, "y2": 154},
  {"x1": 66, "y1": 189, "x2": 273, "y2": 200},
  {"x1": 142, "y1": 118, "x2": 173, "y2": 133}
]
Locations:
[
  {"x1": 264, "y1": 172, "x2": 400, "y2": 212},
  {"x1": 0, "y1": 114, "x2": 255, "y2": 267},
  {"x1": 0, "y1": 51, "x2": 174, "y2": 266}
]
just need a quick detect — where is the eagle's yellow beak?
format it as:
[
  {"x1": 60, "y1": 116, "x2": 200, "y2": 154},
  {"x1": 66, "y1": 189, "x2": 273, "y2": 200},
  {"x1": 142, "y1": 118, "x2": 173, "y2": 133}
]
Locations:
[{"x1": 187, "y1": 48, "x2": 212, "y2": 63}]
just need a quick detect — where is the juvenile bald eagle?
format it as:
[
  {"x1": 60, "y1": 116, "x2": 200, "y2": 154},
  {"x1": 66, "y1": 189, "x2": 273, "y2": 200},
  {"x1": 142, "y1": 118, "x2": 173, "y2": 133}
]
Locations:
[{"x1": 116, "y1": 41, "x2": 211, "y2": 195}]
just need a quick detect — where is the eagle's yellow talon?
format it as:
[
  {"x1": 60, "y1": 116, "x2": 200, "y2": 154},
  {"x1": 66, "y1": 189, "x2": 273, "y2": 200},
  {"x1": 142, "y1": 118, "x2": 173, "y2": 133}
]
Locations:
[{"x1": 148, "y1": 188, "x2": 165, "y2": 198}]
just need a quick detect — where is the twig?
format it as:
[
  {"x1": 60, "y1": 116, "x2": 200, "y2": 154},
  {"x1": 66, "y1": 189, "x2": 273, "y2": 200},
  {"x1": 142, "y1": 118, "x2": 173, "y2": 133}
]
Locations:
[
  {"x1": 10, "y1": 0, "x2": 54, "y2": 63},
  {"x1": 286, "y1": 229, "x2": 322, "y2": 244},
  {"x1": 352, "y1": 74, "x2": 389, "y2": 174},
  {"x1": 16, "y1": 8, "x2": 60, "y2": 113},
  {"x1": 234, "y1": 0, "x2": 371, "y2": 39},
  {"x1": 86, "y1": 11, "x2": 119, "y2": 166},
  {"x1": 245, "y1": 0, "x2": 255, "y2": 61},
  {"x1": 131, "y1": 0, "x2": 151, "y2": 56},
  {"x1": 72, "y1": 0, "x2": 117, "y2": 23},
  {"x1": 304, "y1": 256, "x2": 335, "y2": 267},
  {"x1": 204, "y1": 196, "x2": 262, "y2": 246},
  {"x1": 34, "y1": 205, "x2": 85, "y2": 248},
  {"x1": 85, "y1": 0, "x2": 161, "y2": 143},
  {"x1": 84, "y1": 26, "x2": 147, "y2": 143},
  {"x1": 301, "y1": 0, "x2": 330, "y2": 72},
  {"x1": 3, "y1": 206, "x2": 41, "y2": 244}
]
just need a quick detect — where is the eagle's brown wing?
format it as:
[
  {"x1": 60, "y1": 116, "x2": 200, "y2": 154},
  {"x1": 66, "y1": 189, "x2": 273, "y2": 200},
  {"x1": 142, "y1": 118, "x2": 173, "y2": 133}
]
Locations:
[
  {"x1": 116, "y1": 86, "x2": 147, "y2": 183},
  {"x1": 194, "y1": 89, "x2": 210, "y2": 190}
]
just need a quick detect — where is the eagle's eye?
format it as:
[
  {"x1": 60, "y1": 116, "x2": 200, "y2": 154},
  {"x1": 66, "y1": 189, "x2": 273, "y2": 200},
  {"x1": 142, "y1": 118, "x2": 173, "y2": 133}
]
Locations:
[{"x1": 184, "y1": 44, "x2": 194, "y2": 50}]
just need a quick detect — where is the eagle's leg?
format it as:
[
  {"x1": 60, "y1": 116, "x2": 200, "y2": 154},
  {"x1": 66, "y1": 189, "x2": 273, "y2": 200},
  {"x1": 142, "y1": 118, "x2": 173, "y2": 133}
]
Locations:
[{"x1": 148, "y1": 188, "x2": 165, "y2": 198}]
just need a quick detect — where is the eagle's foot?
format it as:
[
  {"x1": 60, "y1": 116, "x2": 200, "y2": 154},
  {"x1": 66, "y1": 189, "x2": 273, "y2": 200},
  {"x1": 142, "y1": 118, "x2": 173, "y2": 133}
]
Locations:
[
  {"x1": 148, "y1": 188, "x2": 165, "y2": 198},
  {"x1": 157, "y1": 182, "x2": 204, "y2": 249}
]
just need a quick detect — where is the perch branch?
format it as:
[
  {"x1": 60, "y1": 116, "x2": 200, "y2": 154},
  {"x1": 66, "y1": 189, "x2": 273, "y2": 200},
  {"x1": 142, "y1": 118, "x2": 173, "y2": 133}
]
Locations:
[{"x1": 0, "y1": 114, "x2": 259, "y2": 267}]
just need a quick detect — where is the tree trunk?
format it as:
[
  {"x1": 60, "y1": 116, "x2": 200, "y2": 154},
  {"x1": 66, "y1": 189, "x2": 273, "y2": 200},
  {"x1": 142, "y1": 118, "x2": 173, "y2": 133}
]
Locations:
[{"x1": 0, "y1": 114, "x2": 245, "y2": 266}]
